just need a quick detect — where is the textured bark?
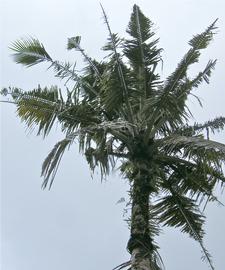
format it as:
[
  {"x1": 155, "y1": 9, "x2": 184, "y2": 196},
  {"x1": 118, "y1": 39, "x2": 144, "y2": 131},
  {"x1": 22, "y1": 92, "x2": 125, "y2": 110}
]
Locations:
[
  {"x1": 127, "y1": 170, "x2": 153, "y2": 270},
  {"x1": 131, "y1": 248, "x2": 151, "y2": 270}
]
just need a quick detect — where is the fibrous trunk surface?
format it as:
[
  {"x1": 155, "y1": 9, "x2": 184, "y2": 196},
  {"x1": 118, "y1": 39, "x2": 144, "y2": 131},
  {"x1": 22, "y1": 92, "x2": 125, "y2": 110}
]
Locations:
[{"x1": 127, "y1": 170, "x2": 153, "y2": 270}]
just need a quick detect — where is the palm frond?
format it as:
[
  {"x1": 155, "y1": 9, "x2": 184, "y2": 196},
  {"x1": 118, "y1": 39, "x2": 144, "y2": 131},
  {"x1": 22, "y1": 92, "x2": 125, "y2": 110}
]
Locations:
[
  {"x1": 10, "y1": 37, "x2": 52, "y2": 67},
  {"x1": 67, "y1": 36, "x2": 101, "y2": 79},
  {"x1": 10, "y1": 37, "x2": 99, "y2": 97},
  {"x1": 153, "y1": 189, "x2": 214, "y2": 270},
  {"x1": 154, "y1": 194, "x2": 205, "y2": 239},
  {"x1": 164, "y1": 19, "x2": 217, "y2": 94},
  {"x1": 100, "y1": 4, "x2": 134, "y2": 124},
  {"x1": 124, "y1": 5, "x2": 162, "y2": 101},
  {"x1": 99, "y1": 61, "x2": 127, "y2": 113},
  {"x1": 144, "y1": 20, "x2": 218, "y2": 140},
  {"x1": 42, "y1": 138, "x2": 71, "y2": 189},
  {"x1": 160, "y1": 135, "x2": 225, "y2": 157},
  {"x1": 14, "y1": 86, "x2": 63, "y2": 136},
  {"x1": 112, "y1": 261, "x2": 131, "y2": 270},
  {"x1": 169, "y1": 187, "x2": 214, "y2": 270},
  {"x1": 156, "y1": 154, "x2": 225, "y2": 205},
  {"x1": 149, "y1": 249, "x2": 165, "y2": 270},
  {"x1": 178, "y1": 116, "x2": 225, "y2": 137}
]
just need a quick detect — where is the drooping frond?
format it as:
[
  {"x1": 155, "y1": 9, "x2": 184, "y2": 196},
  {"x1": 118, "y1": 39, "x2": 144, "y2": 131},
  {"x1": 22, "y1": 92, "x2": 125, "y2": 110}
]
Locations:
[
  {"x1": 160, "y1": 135, "x2": 225, "y2": 157},
  {"x1": 149, "y1": 249, "x2": 165, "y2": 270},
  {"x1": 156, "y1": 154, "x2": 225, "y2": 206},
  {"x1": 12, "y1": 86, "x2": 64, "y2": 136},
  {"x1": 42, "y1": 138, "x2": 71, "y2": 189},
  {"x1": 154, "y1": 194, "x2": 205, "y2": 239},
  {"x1": 153, "y1": 189, "x2": 214, "y2": 270},
  {"x1": 10, "y1": 37, "x2": 52, "y2": 67}
]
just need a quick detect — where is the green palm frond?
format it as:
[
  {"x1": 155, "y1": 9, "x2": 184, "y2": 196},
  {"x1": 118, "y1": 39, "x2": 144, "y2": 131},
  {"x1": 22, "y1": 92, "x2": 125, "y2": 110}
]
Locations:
[
  {"x1": 189, "y1": 59, "x2": 217, "y2": 86},
  {"x1": 10, "y1": 37, "x2": 99, "y2": 97},
  {"x1": 164, "y1": 19, "x2": 217, "y2": 94},
  {"x1": 100, "y1": 4, "x2": 134, "y2": 123},
  {"x1": 13, "y1": 86, "x2": 63, "y2": 136},
  {"x1": 102, "y1": 33, "x2": 122, "y2": 54},
  {"x1": 99, "y1": 60, "x2": 127, "y2": 113},
  {"x1": 166, "y1": 59, "x2": 217, "y2": 119},
  {"x1": 125, "y1": 4, "x2": 158, "y2": 69},
  {"x1": 189, "y1": 19, "x2": 218, "y2": 49},
  {"x1": 157, "y1": 154, "x2": 225, "y2": 207},
  {"x1": 42, "y1": 138, "x2": 71, "y2": 189},
  {"x1": 178, "y1": 116, "x2": 225, "y2": 137},
  {"x1": 10, "y1": 37, "x2": 52, "y2": 67},
  {"x1": 160, "y1": 135, "x2": 225, "y2": 157},
  {"x1": 2, "y1": 6, "x2": 224, "y2": 270},
  {"x1": 153, "y1": 189, "x2": 214, "y2": 270},
  {"x1": 127, "y1": 4, "x2": 152, "y2": 42},
  {"x1": 6, "y1": 86, "x2": 102, "y2": 137},
  {"x1": 124, "y1": 5, "x2": 162, "y2": 94},
  {"x1": 67, "y1": 36, "x2": 101, "y2": 79},
  {"x1": 149, "y1": 249, "x2": 165, "y2": 270},
  {"x1": 154, "y1": 194, "x2": 205, "y2": 239},
  {"x1": 144, "y1": 20, "x2": 218, "y2": 140}
]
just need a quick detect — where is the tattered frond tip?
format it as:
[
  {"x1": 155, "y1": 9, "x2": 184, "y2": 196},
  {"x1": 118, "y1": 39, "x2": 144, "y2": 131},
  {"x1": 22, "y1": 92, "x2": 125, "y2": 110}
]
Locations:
[
  {"x1": 10, "y1": 37, "x2": 52, "y2": 67},
  {"x1": 189, "y1": 19, "x2": 218, "y2": 49},
  {"x1": 41, "y1": 139, "x2": 71, "y2": 189}
]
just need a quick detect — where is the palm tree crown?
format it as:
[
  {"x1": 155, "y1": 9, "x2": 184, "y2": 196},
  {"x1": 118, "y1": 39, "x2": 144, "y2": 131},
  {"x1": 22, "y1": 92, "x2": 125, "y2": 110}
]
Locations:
[{"x1": 2, "y1": 4, "x2": 225, "y2": 270}]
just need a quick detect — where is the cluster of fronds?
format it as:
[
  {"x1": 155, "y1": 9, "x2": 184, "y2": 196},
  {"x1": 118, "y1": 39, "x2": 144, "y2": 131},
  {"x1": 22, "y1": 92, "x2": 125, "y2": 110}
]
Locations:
[{"x1": 2, "y1": 4, "x2": 224, "y2": 270}]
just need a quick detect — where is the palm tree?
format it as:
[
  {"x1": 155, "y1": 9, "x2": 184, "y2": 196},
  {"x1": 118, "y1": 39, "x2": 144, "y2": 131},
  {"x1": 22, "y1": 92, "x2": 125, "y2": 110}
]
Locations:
[{"x1": 1, "y1": 4, "x2": 225, "y2": 270}]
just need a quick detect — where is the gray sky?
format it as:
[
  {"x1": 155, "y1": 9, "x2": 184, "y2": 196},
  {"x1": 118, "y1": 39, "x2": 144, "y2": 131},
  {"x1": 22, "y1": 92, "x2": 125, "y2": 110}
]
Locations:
[{"x1": 1, "y1": 0, "x2": 225, "y2": 269}]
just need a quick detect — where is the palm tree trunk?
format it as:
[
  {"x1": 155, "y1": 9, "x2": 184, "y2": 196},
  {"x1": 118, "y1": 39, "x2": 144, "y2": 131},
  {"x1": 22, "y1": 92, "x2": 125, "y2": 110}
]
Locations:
[{"x1": 127, "y1": 171, "x2": 153, "y2": 270}]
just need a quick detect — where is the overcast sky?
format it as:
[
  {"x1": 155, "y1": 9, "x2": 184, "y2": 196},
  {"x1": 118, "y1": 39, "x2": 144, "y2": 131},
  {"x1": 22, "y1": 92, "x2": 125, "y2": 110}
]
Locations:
[{"x1": 1, "y1": 1, "x2": 225, "y2": 270}]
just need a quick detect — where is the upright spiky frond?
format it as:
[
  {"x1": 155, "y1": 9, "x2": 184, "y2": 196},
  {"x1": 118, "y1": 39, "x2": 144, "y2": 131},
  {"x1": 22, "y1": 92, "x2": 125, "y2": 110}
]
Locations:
[
  {"x1": 100, "y1": 4, "x2": 134, "y2": 124},
  {"x1": 164, "y1": 19, "x2": 217, "y2": 94},
  {"x1": 144, "y1": 20, "x2": 218, "y2": 140},
  {"x1": 124, "y1": 5, "x2": 162, "y2": 102},
  {"x1": 67, "y1": 36, "x2": 101, "y2": 79}
]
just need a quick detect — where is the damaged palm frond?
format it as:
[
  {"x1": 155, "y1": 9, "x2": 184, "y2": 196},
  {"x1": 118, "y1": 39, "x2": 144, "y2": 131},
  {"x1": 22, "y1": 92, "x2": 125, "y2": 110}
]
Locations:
[
  {"x1": 67, "y1": 36, "x2": 101, "y2": 79},
  {"x1": 165, "y1": 19, "x2": 218, "y2": 94},
  {"x1": 144, "y1": 20, "x2": 218, "y2": 140},
  {"x1": 10, "y1": 37, "x2": 99, "y2": 96},
  {"x1": 10, "y1": 37, "x2": 52, "y2": 67},
  {"x1": 42, "y1": 138, "x2": 71, "y2": 189}
]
